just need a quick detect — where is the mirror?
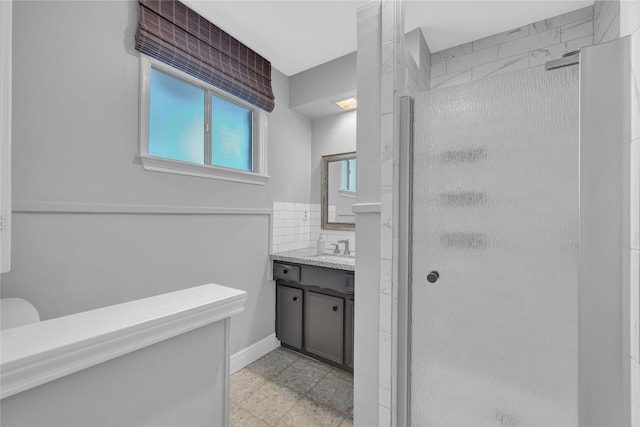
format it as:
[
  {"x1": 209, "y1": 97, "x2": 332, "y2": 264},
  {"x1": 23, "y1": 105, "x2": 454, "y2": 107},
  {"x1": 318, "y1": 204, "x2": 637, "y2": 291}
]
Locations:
[{"x1": 321, "y1": 152, "x2": 356, "y2": 231}]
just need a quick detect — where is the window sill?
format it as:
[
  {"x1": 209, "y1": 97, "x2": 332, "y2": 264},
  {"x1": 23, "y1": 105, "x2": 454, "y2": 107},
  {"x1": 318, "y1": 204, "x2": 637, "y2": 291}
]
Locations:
[
  {"x1": 338, "y1": 189, "x2": 357, "y2": 198},
  {"x1": 138, "y1": 155, "x2": 270, "y2": 185}
]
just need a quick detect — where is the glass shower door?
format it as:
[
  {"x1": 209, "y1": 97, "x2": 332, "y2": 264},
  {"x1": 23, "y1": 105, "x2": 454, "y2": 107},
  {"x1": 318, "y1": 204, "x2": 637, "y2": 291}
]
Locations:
[{"x1": 410, "y1": 66, "x2": 579, "y2": 426}]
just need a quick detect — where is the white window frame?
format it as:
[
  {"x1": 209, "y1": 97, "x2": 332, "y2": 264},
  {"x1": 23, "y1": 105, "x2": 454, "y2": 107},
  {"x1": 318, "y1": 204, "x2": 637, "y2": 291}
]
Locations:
[{"x1": 138, "y1": 55, "x2": 269, "y2": 185}]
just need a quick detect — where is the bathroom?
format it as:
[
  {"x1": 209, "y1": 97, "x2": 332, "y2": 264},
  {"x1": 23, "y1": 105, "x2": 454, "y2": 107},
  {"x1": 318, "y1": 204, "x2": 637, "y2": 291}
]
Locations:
[{"x1": 0, "y1": 0, "x2": 638, "y2": 426}]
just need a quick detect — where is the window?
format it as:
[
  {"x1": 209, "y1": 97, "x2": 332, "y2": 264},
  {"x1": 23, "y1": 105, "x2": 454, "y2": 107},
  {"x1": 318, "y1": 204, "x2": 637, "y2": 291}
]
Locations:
[
  {"x1": 139, "y1": 56, "x2": 269, "y2": 185},
  {"x1": 341, "y1": 159, "x2": 357, "y2": 192}
]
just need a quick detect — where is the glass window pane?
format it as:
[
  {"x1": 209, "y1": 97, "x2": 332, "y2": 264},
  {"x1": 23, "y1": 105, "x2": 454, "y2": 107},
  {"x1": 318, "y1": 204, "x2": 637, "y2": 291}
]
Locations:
[
  {"x1": 342, "y1": 159, "x2": 357, "y2": 191},
  {"x1": 211, "y1": 94, "x2": 252, "y2": 171},
  {"x1": 349, "y1": 159, "x2": 356, "y2": 191},
  {"x1": 149, "y1": 68, "x2": 204, "y2": 164}
]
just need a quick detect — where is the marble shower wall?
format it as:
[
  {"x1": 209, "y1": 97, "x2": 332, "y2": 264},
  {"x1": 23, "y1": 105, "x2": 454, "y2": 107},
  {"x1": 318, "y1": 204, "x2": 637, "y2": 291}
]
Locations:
[
  {"x1": 595, "y1": 0, "x2": 621, "y2": 43},
  {"x1": 430, "y1": 6, "x2": 594, "y2": 90},
  {"x1": 622, "y1": 3, "x2": 640, "y2": 424}
]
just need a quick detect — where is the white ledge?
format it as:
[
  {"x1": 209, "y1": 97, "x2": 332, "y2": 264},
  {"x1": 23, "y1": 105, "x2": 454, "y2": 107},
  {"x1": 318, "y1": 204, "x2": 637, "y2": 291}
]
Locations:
[
  {"x1": 0, "y1": 284, "x2": 247, "y2": 399},
  {"x1": 139, "y1": 155, "x2": 270, "y2": 185},
  {"x1": 351, "y1": 202, "x2": 382, "y2": 213},
  {"x1": 12, "y1": 200, "x2": 272, "y2": 216}
]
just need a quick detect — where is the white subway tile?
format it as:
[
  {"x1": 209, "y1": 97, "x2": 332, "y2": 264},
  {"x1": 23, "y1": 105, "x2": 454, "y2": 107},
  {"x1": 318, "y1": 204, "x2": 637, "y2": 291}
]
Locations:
[
  {"x1": 447, "y1": 46, "x2": 498, "y2": 73},
  {"x1": 431, "y1": 42, "x2": 473, "y2": 63},
  {"x1": 473, "y1": 53, "x2": 529, "y2": 80},
  {"x1": 381, "y1": 0, "x2": 394, "y2": 43},
  {"x1": 566, "y1": 34, "x2": 595, "y2": 51},
  {"x1": 378, "y1": 405, "x2": 392, "y2": 426},
  {"x1": 498, "y1": 28, "x2": 560, "y2": 59},
  {"x1": 632, "y1": 359, "x2": 640, "y2": 426},
  {"x1": 431, "y1": 69, "x2": 472, "y2": 90},
  {"x1": 620, "y1": 0, "x2": 640, "y2": 37},
  {"x1": 561, "y1": 18, "x2": 594, "y2": 42},
  {"x1": 382, "y1": 71, "x2": 394, "y2": 115},
  {"x1": 632, "y1": 29, "x2": 640, "y2": 141},
  {"x1": 380, "y1": 259, "x2": 392, "y2": 295},
  {"x1": 382, "y1": 40, "x2": 394, "y2": 75},
  {"x1": 632, "y1": 140, "x2": 639, "y2": 250},
  {"x1": 529, "y1": 44, "x2": 566, "y2": 68},
  {"x1": 379, "y1": 293, "x2": 392, "y2": 335},
  {"x1": 631, "y1": 250, "x2": 639, "y2": 363},
  {"x1": 594, "y1": 0, "x2": 620, "y2": 43},
  {"x1": 528, "y1": 36, "x2": 592, "y2": 68},
  {"x1": 430, "y1": 60, "x2": 446, "y2": 77},
  {"x1": 473, "y1": 25, "x2": 530, "y2": 52},
  {"x1": 531, "y1": 5, "x2": 594, "y2": 33}
]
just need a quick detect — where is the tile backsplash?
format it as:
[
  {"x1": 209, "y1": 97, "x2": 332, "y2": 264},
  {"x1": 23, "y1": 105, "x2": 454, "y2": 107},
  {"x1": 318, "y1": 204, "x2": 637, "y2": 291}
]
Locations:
[{"x1": 271, "y1": 202, "x2": 356, "y2": 254}]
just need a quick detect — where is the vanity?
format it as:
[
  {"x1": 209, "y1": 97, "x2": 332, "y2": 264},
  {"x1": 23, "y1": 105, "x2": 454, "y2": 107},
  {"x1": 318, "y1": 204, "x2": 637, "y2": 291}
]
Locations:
[
  {"x1": 271, "y1": 249, "x2": 354, "y2": 372},
  {"x1": 270, "y1": 151, "x2": 357, "y2": 372}
]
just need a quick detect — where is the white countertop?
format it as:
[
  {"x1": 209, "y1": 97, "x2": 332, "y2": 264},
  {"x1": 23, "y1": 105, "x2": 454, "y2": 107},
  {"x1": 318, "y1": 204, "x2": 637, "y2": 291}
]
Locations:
[{"x1": 270, "y1": 247, "x2": 355, "y2": 271}]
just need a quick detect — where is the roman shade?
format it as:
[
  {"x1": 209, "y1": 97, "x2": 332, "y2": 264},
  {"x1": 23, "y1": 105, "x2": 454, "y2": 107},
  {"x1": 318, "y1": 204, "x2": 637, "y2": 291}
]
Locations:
[{"x1": 135, "y1": 0, "x2": 275, "y2": 112}]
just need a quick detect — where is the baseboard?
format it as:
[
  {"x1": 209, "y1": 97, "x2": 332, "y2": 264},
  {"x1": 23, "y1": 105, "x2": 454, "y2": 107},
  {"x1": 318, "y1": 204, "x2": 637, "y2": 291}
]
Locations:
[{"x1": 230, "y1": 333, "x2": 280, "y2": 374}]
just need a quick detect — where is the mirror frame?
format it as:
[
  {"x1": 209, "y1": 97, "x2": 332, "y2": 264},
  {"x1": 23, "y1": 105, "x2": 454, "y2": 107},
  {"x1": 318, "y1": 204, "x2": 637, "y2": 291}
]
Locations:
[{"x1": 321, "y1": 152, "x2": 356, "y2": 231}]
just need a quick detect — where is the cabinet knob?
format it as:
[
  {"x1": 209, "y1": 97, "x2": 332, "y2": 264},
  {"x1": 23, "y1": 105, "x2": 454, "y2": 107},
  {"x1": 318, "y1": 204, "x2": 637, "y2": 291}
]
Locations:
[
  {"x1": 283, "y1": 269, "x2": 289, "y2": 274},
  {"x1": 427, "y1": 271, "x2": 440, "y2": 284},
  {"x1": 332, "y1": 305, "x2": 339, "y2": 311},
  {"x1": 292, "y1": 296, "x2": 298, "y2": 302}
]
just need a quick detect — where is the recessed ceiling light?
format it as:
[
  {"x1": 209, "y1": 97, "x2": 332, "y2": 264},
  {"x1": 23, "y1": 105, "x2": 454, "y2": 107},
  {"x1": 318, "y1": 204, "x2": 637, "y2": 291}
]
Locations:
[{"x1": 336, "y1": 97, "x2": 357, "y2": 111}]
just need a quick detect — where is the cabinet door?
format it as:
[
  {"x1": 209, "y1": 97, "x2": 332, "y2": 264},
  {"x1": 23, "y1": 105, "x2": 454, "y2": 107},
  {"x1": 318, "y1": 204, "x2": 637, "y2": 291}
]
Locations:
[
  {"x1": 345, "y1": 299, "x2": 354, "y2": 368},
  {"x1": 276, "y1": 285, "x2": 303, "y2": 349},
  {"x1": 305, "y1": 292, "x2": 343, "y2": 364}
]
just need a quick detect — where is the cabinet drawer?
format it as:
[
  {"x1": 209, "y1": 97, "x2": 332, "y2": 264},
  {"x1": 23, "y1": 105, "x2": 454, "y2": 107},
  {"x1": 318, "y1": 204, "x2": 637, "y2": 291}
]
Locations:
[{"x1": 273, "y1": 263, "x2": 301, "y2": 282}]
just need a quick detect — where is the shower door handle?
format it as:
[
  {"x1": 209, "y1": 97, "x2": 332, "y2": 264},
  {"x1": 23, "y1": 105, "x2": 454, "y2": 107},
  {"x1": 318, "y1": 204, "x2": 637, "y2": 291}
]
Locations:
[{"x1": 426, "y1": 271, "x2": 440, "y2": 284}]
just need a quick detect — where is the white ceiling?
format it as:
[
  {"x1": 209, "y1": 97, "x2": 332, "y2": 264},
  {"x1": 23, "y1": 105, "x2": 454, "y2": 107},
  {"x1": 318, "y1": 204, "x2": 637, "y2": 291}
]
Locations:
[{"x1": 183, "y1": 0, "x2": 593, "y2": 77}]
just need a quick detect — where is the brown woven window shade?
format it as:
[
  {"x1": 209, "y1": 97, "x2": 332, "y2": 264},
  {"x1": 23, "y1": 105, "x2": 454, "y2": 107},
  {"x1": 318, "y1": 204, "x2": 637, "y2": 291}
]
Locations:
[{"x1": 135, "y1": 0, "x2": 275, "y2": 112}]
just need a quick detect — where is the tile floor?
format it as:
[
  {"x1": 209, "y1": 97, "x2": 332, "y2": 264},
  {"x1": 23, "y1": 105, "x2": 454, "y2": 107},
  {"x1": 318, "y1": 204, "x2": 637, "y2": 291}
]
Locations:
[{"x1": 230, "y1": 346, "x2": 354, "y2": 427}]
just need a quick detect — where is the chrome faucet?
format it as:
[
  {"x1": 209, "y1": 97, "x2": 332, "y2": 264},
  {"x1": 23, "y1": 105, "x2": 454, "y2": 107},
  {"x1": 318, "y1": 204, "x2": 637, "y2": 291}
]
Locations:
[
  {"x1": 337, "y1": 239, "x2": 351, "y2": 256},
  {"x1": 331, "y1": 243, "x2": 340, "y2": 254}
]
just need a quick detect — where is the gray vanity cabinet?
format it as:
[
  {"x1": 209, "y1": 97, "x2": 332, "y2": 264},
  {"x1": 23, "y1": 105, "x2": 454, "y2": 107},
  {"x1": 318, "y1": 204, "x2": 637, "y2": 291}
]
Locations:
[
  {"x1": 273, "y1": 261, "x2": 353, "y2": 371},
  {"x1": 305, "y1": 291, "x2": 344, "y2": 364},
  {"x1": 276, "y1": 285, "x2": 303, "y2": 349},
  {"x1": 345, "y1": 299, "x2": 354, "y2": 368}
]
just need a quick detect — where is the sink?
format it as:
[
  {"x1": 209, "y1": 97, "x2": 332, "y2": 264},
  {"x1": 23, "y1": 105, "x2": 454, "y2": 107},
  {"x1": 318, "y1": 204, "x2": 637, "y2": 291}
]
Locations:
[{"x1": 311, "y1": 254, "x2": 355, "y2": 264}]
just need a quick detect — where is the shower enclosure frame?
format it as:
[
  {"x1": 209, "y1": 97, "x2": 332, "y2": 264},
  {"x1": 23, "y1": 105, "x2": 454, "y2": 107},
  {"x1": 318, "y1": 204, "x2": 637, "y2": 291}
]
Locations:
[{"x1": 397, "y1": 36, "x2": 632, "y2": 426}]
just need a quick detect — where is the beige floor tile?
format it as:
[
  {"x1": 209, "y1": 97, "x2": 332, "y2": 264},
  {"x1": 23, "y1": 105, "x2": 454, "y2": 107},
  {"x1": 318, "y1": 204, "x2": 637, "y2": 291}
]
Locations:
[
  {"x1": 231, "y1": 368, "x2": 268, "y2": 404},
  {"x1": 241, "y1": 381, "x2": 302, "y2": 425},
  {"x1": 247, "y1": 347, "x2": 300, "y2": 379},
  {"x1": 230, "y1": 404, "x2": 271, "y2": 427},
  {"x1": 306, "y1": 370, "x2": 353, "y2": 416},
  {"x1": 273, "y1": 358, "x2": 329, "y2": 395},
  {"x1": 339, "y1": 416, "x2": 354, "y2": 427},
  {"x1": 232, "y1": 348, "x2": 354, "y2": 425},
  {"x1": 277, "y1": 397, "x2": 345, "y2": 427}
]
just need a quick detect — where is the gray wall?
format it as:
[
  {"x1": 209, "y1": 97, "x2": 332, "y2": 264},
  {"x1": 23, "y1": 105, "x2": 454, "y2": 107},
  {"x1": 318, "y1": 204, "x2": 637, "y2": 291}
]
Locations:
[
  {"x1": 1, "y1": 0, "x2": 312, "y2": 354},
  {"x1": 310, "y1": 111, "x2": 357, "y2": 205},
  {"x1": 290, "y1": 52, "x2": 357, "y2": 118}
]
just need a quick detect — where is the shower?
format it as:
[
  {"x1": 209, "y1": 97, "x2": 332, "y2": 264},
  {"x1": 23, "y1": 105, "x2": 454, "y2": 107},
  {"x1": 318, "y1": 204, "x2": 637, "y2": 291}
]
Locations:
[{"x1": 403, "y1": 35, "x2": 632, "y2": 426}]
